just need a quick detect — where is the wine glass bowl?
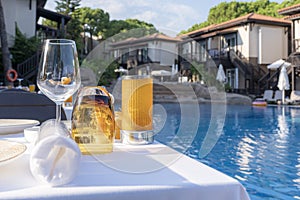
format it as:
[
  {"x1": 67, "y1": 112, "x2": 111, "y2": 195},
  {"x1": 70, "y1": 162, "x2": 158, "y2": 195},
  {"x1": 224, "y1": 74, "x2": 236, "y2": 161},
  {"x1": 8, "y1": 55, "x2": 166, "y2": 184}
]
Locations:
[{"x1": 37, "y1": 39, "x2": 81, "y2": 122}]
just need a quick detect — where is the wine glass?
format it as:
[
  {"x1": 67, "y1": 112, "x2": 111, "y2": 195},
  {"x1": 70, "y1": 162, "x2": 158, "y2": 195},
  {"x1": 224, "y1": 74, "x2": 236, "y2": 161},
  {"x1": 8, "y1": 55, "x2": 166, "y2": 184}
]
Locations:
[
  {"x1": 37, "y1": 39, "x2": 81, "y2": 122},
  {"x1": 16, "y1": 78, "x2": 23, "y2": 89}
]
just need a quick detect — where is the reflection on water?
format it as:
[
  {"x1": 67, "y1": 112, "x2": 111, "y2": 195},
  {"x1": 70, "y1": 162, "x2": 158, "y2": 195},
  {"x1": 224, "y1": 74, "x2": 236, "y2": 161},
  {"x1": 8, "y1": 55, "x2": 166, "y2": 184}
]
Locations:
[
  {"x1": 155, "y1": 103, "x2": 300, "y2": 200},
  {"x1": 198, "y1": 104, "x2": 226, "y2": 158},
  {"x1": 294, "y1": 152, "x2": 300, "y2": 190}
]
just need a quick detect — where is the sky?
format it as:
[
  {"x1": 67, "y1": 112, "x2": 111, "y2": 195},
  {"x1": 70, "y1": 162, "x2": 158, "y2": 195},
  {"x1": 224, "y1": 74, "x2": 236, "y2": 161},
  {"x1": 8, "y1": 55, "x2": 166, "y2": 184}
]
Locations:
[{"x1": 45, "y1": 0, "x2": 284, "y2": 36}]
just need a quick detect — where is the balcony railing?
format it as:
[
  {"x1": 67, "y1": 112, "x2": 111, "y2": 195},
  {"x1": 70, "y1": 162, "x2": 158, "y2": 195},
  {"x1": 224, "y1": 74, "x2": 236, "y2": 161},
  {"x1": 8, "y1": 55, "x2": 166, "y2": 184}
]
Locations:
[{"x1": 16, "y1": 51, "x2": 40, "y2": 79}]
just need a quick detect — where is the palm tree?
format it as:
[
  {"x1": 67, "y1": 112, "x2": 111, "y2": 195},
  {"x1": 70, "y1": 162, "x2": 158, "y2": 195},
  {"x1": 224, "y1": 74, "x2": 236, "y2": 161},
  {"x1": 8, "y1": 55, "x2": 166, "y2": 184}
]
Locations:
[{"x1": 0, "y1": 0, "x2": 12, "y2": 84}]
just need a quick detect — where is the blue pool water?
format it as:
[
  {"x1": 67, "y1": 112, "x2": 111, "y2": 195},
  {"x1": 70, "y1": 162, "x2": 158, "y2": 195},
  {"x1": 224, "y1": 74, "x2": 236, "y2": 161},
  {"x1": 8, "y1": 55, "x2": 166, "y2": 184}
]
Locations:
[{"x1": 154, "y1": 103, "x2": 300, "y2": 200}]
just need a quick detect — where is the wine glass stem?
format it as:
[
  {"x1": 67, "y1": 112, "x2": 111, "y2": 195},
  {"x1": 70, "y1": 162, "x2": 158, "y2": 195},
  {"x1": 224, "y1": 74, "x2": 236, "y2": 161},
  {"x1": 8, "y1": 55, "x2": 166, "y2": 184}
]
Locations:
[{"x1": 56, "y1": 103, "x2": 62, "y2": 122}]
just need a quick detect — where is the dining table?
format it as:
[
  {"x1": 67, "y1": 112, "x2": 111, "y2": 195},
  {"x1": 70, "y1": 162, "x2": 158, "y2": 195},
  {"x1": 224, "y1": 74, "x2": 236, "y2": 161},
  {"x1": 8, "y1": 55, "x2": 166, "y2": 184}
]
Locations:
[{"x1": 0, "y1": 129, "x2": 250, "y2": 200}]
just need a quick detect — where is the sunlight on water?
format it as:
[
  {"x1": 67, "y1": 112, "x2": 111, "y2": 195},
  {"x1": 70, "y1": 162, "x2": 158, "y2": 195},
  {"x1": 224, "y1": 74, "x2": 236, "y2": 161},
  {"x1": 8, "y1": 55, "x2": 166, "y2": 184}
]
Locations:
[{"x1": 155, "y1": 103, "x2": 300, "y2": 200}]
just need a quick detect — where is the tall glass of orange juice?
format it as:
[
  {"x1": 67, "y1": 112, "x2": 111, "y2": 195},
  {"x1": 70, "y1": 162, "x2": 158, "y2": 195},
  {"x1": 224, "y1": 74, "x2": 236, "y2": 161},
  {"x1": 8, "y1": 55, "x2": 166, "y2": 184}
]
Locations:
[
  {"x1": 121, "y1": 75, "x2": 153, "y2": 144},
  {"x1": 29, "y1": 84, "x2": 36, "y2": 92}
]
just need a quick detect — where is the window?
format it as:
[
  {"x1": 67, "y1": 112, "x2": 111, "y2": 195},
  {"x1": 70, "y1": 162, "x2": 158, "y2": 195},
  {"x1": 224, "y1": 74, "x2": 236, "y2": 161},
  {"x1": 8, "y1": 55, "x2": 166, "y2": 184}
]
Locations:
[
  {"x1": 199, "y1": 41, "x2": 206, "y2": 61},
  {"x1": 222, "y1": 34, "x2": 237, "y2": 53}
]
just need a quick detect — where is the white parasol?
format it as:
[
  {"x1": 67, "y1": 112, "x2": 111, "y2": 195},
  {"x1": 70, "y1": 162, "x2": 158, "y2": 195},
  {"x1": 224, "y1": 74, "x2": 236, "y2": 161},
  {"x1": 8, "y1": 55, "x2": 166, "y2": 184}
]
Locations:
[
  {"x1": 151, "y1": 70, "x2": 172, "y2": 76},
  {"x1": 267, "y1": 59, "x2": 291, "y2": 70},
  {"x1": 216, "y1": 64, "x2": 226, "y2": 83},
  {"x1": 277, "y1": 65, "x2": 290, "y2": 104},
  {"x1": 114, "y1": 68, "x2": 128, "y2": 73},
  {"x1": 151, "y1": 70, "x2": 172, "y2": 82}
]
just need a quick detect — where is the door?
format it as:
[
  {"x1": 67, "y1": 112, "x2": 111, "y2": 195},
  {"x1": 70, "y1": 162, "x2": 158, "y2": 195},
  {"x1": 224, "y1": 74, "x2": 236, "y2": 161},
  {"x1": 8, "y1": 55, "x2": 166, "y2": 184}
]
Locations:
[{"x1": 227, "y1": 69, "x2": 235, "y2": 89}]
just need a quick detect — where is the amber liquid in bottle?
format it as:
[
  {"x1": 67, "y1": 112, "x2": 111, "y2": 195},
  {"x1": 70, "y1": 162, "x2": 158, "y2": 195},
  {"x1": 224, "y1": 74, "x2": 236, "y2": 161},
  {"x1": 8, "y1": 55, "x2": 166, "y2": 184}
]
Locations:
[{"x1": 72, "y1": 94, "x2": 115, "y2": 154}]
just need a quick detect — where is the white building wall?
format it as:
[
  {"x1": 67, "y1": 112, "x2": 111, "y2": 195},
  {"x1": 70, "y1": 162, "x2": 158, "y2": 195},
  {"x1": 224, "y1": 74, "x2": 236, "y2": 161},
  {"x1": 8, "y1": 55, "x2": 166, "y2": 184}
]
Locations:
[
  {"x1": 191, "y1": 40, "x2": 199, "y2": 60},
  {"x1": 294, "y1": 19, "x2": 300, "y2": 41},
  {"x1": 181, "y1": 41, "x2": 191, "y2": 55},
  {"x1": 147, "y1": 41, "x2": 177, "y2": 66},
  {"x1": 294, "y1": 19, "x2": 300, "y2": 52},
  {"x1": 2, "y1": 0, "x2": 16, "y2": 47},
  {"x1": 246, "y1": 24, "x2": 288, "y2": 63},
  {"x1": 159, "y1": 41, "x2": 177, "y2": 66},
  {"x1": 210, "y1": 37, "x2": 219, "y2": 50},
  {"x1": 249, "y1": 25, "x2": 259, "y2": 60},
  {"x1": 148, "y1": 41, "x2": 157, "y2": 61},
  {"x1": 207, "y1": 38, "x2": 212, "y2": 49},
  {"x1": 1, "y1": 0, "x2": 36, "y2": 47},
  {"x1": 258, "y1": 26, "x2": 288, "y2": 64},
  {"x1": 16, "y1": 0, "x2": 36, "y2": 38},
  {"x1": 237, "y1": 25, "x2": 250, "y2": 59}
]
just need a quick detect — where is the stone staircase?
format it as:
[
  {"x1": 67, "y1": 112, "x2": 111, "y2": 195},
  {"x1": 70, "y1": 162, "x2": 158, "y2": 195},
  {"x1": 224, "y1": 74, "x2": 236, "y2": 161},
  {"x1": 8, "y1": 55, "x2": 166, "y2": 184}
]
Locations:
[
  {"x1": 153, "y1": 82, "x2": 197, "y2": 103},
  {"x1": 15, "y1": 51, "x2": 41, "y2": 85},
  {"x1": 109, "y1": 80, "x2": 198, "y2": 104}
]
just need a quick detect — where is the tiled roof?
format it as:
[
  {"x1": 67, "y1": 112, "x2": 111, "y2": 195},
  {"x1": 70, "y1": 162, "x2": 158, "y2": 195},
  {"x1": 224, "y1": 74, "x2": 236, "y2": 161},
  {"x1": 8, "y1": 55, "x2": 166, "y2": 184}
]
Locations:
[
  {"x1": 110, "y1": 33, "x2": 182, "y2": 47},
  {"x1": 181, "y1": 13, "x2": 290, "y2": 38},
  {"x1": 278, "y1": 3, "x2": 300, "y2": 15},
  {"x1": 283, "y1": 13, "x2": 300, "y2": 20}
]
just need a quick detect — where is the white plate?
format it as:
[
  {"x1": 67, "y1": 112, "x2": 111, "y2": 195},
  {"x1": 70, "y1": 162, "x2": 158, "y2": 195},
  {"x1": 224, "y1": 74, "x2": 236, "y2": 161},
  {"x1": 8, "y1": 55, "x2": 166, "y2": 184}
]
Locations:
[
  {"x1": 0, "y1": 140, "x2": 27, "y2": 166},
  {"x1": 24, "y1": 126, "x2": 40, "y2": 143},
  {"x1": 0, "y1": 119, "x2": 40, "y2": 135}
]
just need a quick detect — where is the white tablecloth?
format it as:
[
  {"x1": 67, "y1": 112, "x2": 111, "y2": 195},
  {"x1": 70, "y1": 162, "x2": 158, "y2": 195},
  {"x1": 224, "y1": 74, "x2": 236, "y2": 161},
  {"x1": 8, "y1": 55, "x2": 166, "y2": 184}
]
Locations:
[{"x1": 0, "y1": 133, "x2": 250, "y2": 200}]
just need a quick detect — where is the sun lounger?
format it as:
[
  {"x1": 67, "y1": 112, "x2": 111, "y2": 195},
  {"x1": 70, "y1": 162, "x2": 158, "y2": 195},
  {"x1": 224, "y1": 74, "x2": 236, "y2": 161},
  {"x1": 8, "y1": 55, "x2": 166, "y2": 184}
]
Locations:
[
  {"x1": 274, "y1": 90, "x2": 282, "y2": 101},
  {"x1": 263, "y1": 90, "x2": 276, "y2": 103},
  {"x1": 263, "y1": 90, "x2": 273, "y2": 100},
  {"x1": 262, "y1": 90, "x2": 283, "y2": 104}
]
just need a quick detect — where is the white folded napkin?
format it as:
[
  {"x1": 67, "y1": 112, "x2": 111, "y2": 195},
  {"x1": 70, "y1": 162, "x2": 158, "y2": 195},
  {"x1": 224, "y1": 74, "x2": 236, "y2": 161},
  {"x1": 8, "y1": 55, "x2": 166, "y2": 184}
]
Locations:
[
  {"x1": 36, "y1": 119, "x2": 70, "y2": 145},
  {"x1": 30, "y1": 124, "x2": 81, "y2": 186}
]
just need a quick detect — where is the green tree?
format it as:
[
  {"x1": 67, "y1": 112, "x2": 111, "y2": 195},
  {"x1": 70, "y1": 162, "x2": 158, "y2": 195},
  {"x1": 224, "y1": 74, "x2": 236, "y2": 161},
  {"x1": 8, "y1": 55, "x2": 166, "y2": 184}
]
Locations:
[
  {"x1": 45, "y1": 0, "x2": 83, "y2": 60},
  {"x1": 66, "y1": 9, "x2": 83, "y2": 57},
  {"x1": 78, "y1": 7, "x2": 110, "y2": 40},
  {"x1": 10, "y1": 26, "x2": 40, "y2": 66},
  {"x1": 105, "y1": 19, "x2": 157, "y2": 41},
  {"x1": 180, "y1": 0, "x2": 300, "y2": 35},
  {"x1": 42, "y1": 1, "x2": 82, "y2": 40},
  {"x1": 81, "y1": 57, "x2": 118, "y2": 86},
  {"x1": 77, "y1": 9, "x2": 157, "y2": 41},
  {"x1": 104, "y1": 20, "x2": 130, "y2": 39},
  {"x1": 55, "y1": 0, "x2": 80, "y2": 14}
]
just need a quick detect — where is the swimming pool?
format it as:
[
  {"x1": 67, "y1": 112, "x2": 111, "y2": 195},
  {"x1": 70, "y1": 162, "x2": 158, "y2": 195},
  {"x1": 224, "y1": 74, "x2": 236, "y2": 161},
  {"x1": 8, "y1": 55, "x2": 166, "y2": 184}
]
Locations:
[{"x1": 154, "y1": 103, "x2": 300, "y2": 200}]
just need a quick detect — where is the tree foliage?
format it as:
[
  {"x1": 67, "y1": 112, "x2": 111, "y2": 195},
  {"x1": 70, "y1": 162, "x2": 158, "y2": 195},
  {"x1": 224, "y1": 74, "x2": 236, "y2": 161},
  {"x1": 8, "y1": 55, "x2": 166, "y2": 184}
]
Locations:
[
  {"x1": 76, "y1": 8, "x2": 157, "y2": 40},
  {"x1": 55, "y1": 0, "x2": 80, "y2": 14},
  {"x1": 43, "y1": 0, "x2": 157, "y2": 40},
  {"x1": 106, "y1": 20, "x2": 157, "y2": 42},
  {"x1": 81, "y1": 57, "x2": 118, "y2": 86},
  {"x1": 43, "y1": 1, "x2": 157, "y2": 51},
  {"x1": 41, "y1": 0, "x2": 83, "y2": 61},
  {"x1": 180, "y1": 0, "x2": 300, "y2": 34},
  {"x1": 77, "y1": 7, "x2": 110, "y2": 39},
  {"x1": 10, "y1": 26, "x2": 40, "y2": 66},
  {"x1": 55, "y1": 0, "x2": 83, "y2": 49},
  {"x1": 105, "y1": 19, "x2": 157, "y2": 39}
]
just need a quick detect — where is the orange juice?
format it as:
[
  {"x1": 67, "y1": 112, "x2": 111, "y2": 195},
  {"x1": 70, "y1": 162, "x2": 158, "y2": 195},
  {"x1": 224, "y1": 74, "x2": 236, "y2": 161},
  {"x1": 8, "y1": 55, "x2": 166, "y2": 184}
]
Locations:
[
  {"x1": 29, "y1": 84, "x2": 36, "y2": 92},
  {"x1": 121, "y1": 76, "x2": 153, "y2": 132},
  {"x1": 65, "y1": 95, "x2": 72, "y2": 103}
]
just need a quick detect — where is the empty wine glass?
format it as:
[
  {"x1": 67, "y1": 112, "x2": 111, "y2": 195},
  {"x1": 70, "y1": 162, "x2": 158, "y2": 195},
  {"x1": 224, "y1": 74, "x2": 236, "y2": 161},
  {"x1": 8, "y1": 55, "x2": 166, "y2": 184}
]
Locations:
[
  {"x1": 17, "y1": 78, "x2": 23, "y2": 89},
  {"x1": 37, "y1": 39, "x2": 81, "y2": 122}
]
